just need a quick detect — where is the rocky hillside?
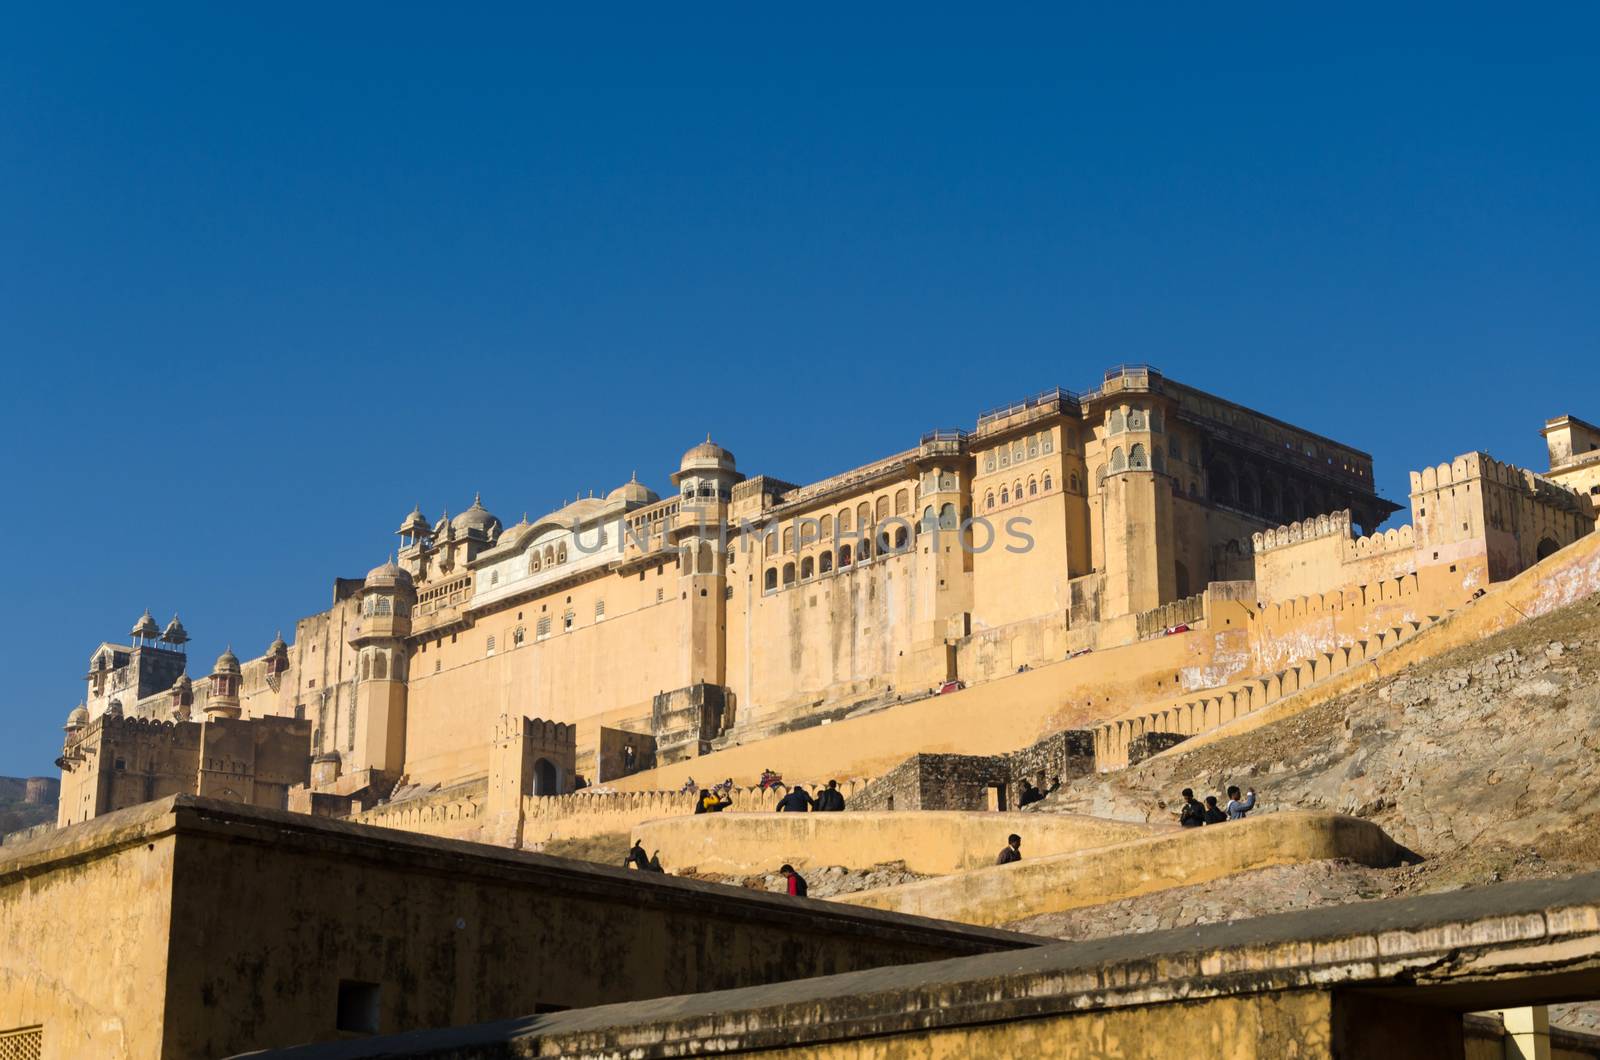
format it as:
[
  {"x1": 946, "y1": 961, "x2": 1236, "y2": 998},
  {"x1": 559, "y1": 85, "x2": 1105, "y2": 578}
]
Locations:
[
  {"x1": 1050, "y1": 591, "x2": 1600, "y2": 867},
  {"x1": 0, "y1": 776, "x2": 57, "y2": 839}
]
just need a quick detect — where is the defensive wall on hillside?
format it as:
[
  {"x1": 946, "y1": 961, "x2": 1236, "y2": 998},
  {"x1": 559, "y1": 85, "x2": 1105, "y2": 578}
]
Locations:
[
  {"x1": 632, "y1": 810, "x2": 1161, "y2": 877},
  {"x1": 838, "y1": 811, "x2": 1400, "y2": 926}
]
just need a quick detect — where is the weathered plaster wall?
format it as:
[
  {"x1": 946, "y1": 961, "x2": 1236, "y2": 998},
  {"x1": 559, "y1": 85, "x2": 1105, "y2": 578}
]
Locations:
[{"x1": 0, "y1": 815, "x2": 176, "y2": 1060}]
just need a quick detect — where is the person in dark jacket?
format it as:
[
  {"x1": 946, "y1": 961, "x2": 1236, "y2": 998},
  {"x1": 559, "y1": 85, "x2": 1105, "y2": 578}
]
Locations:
[
  {"x1": 1016, "y1": 780, "x2": 1045, "y2": 808},
  {"x1": 1202, "y1": 796, "x2": 1227, "y2": 825},
  {"x1": 1177, "y1": 788, "x2": 1204, "y2": 828},
  {"x1": 814, "y1": 780, "x2": 846, "y2": 812},
  {"x1": 776, "y1": 785, "x2": 815, "y2": 812},
  {"x1": 996, "y1": 834, "x2": 1022, "y2": 865},
  {"x1": 779, "y1": 864, "x2": 808, "y2": 897}
]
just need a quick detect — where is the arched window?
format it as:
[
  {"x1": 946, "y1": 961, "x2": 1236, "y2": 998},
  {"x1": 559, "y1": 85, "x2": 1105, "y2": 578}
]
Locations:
[
  {"x1": 1129, "y1": 409, "x2": 1145, "y2": 430},
  {"x1": 1000, "y1": 486, "x2": 1010, "y2": 504},
  {"x1": 531, "y1": 554, "x2": 541, "y2": 572},
  {"x1": 1129, "y1": 444, "x2": 1148, "y2": 469},
  {"x1": 839, "y1": 508, "x2": 852, "y2": 531},
  {"x1": 782, "y1": 526, "x2": 794, "y2": 552},
  {"x1": 839, "y1": 544, "x2": 853, "y2": 566},
  {"x1": 1110, "y1": 447, "x2": 1126, "y2": 472},
  {"x1": 556, "y1": 544, "x2": 567, "y2": 563},
  {"x1": 376, "y1": 596, "x2": 393, "y2": 615},
  {"x1": 985, "y1": 490, "x2": 995, "y2": 509},
  {"x1": 856, "y1": 501, "x2": 871, "y2": 528},
  {"x1": 764, "y1": 568, "x2": 778, "y2": 592},
  {"x1": 999, "y1": 448, "x2": 1010, "y2": 468},
  {"x1": 697, "y1": 542, "x2": 713, "y2": 574},
  {"x1": 801, "y1": 556, "x2": 814, "y2": 579},
  {"x1": 545, "y1": 546, "x2": 555, "y2": 565},
  {"x1": 1042, "y1": 433, "x2": 1054, "y2": 454},
  {"x1": 782, "y1": 563, "x2": 796, "y2": 586},
  {"x1": 894, "y1": 489, "x2": 908, "y2": 515},
  {"x1": 1109, "y1": 409, "x2": 1126, "y2": 433},
  {"x1": 1028, "y1": 477, "x2": 1038, "y2": 496},
  {"x1": 939, "y1": 503, "x2": 958, "y2": 529},
  {"x1": 860, "y1": 538, "x2": 873, "y2": 560},
  {"x1": 922, "y1": 505, "x2": 936, "y2": 530},
  {"x1": 373, "y1": 653, "x2": 388, "y2": 680},
  {"x1": 820, "y1": 514, "x2": 833, "y2": 540},
  {"x1": 764, "y1": 531, "x2": 777, "y2": 557},
  {"x1": 819, "y1": 551, "x2": 833, "y2": 573},
  {"x1": 1013, "y1": 480, "x2": 1022, "y2": 499},
  {"x1": 875, "y1": 496, "x2": 890, "y2": 521},
  {"x1": 1095, "y1": 465, "x2": 1107, "y2": 487},
  {"x1": 984, "y1": 454, "x2": 995, "y2": 472},
  {"x1": 877, "y1": 530, "x2": 892, "y2": 553},
  {"x1": 894, "y1": 527, "x2": 908, "y2": 549}
]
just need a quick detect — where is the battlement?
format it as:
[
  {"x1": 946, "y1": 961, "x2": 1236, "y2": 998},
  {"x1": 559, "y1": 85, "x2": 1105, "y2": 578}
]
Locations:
[{"x1": 1252, "y1": 510, "x2": 1353, "y2": 555}]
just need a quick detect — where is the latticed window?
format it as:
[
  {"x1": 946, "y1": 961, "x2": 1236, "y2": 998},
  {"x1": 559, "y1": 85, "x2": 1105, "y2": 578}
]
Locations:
[
  {"x1": 536, "y1": 616, "x2": 552, "y2": 637},
  {"x1": 0, "y1": 1026, "x2": 43, "y2": 1060},
  {"x1": 595, "y1": 600, "x2": 606, "y2": 619}
]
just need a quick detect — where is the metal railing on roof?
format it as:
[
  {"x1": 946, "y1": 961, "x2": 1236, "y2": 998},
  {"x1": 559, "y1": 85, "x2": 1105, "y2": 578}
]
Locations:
[
  {"x1": 974, "y1": 386, "x2": 1081, "y2": 429},
  {"x1": 919, "y1": 427, "x2": 970, "y2": 446}
]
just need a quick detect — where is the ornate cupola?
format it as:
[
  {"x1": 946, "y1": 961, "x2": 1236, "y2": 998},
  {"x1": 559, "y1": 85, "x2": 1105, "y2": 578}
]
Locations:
[
  {"x1": 207, "y1": 647, "x2": 242, "y2": 720},
  {"x1": 160, "y1": 614, "x2": 189, "y2": 650},
  {"x1": 130, "y1": 609, "x2": 160, "y2": 646}
]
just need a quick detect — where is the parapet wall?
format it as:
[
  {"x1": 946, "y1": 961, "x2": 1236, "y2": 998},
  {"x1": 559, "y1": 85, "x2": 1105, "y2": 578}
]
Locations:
[
  {"x1": 351, "y1": 779, "x2": 489, "y2": 843},
  {"x1": 522, "y1": 778, "x2": 871, "y2": 848},
  {"x1": 840, "y1": 811, "x2": 1400, "y2": 926},
  {"x1": 633, "y1": 811, "x2": 1161, "y2": 876}
]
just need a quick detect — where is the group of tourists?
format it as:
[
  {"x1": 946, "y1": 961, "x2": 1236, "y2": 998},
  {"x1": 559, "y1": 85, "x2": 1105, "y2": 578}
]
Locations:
[
  {"x1": 1176, "y1": 785, "x2": 1256, "y2": 827},
  {"x1": 775, "y1": 779, "x2": 846, "y2": 812}
]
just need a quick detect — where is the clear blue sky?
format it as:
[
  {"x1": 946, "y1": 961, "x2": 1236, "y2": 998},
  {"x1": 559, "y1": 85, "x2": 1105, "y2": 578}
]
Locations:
[{"x1": 2, "y1": 5, "x2": 1596, "y2": 778}]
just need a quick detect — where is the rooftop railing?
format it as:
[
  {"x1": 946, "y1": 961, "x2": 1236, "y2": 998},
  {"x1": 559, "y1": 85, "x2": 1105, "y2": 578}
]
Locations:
[{"x1": 974, "y1": 386, "x2": 1081, "y2": 429}]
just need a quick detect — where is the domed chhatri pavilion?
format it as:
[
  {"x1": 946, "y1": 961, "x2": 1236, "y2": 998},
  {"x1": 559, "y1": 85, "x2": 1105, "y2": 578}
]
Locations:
[{"x1": 52, "y1": 370, "x2": 1597, "y2": 829}]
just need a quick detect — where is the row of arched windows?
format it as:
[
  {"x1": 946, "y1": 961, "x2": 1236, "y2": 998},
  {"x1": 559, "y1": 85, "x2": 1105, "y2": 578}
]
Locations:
[
  {"x1": 984, "y1": 473, "x2": 1063, "y2": 510},
  {"x1": 529, "y1": 542, "x2": 569, "y2": 573},
  {"x1": 762, "y1": 528, "x2": 913, "y2": 592},
  {"x1": 764, "y1": 490, "x2": 914, "y2": 556},
  {"x1": 982, "y1": 430, "x2": 1056, "y2": 474}
]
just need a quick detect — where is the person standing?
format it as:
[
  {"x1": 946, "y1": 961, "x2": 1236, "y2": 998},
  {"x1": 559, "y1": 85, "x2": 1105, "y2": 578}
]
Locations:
[
  {"x1": 815, "y1": 780, "x2": 846, "y2": 812},
  {"x1": 996, "y1": 833, "x2": 1023, "y2": 865},
  {"x1": 1202, "y1": 795, "x2": 1226, "y2": 825},
  {"x1": 776, "y1": 785, "x2": 815, "y2": 812},
  {"x1": 1226, "y1": 786, "x2": 1257, "y2": 820}
]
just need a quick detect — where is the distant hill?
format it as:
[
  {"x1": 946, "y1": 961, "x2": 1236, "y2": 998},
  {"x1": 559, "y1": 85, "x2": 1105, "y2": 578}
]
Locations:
[{"x1": 0, "y1": 775, "x2": 58, "y2": 838}]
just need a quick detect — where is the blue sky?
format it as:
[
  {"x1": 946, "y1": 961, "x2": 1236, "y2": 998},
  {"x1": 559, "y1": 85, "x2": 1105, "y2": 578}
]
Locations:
[{"x1": 1, "y1": 5, "x2": 1596, "y2": 778}]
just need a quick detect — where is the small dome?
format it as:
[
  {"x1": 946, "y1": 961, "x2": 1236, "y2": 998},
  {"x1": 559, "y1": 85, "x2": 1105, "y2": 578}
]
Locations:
[
  {"x1": 65, "y1": 704, "x2": 89, "y2": 730},
  {"x1": 680, "y1": 436, "x2": 735, "y2": 470},
  {"x1": 397, "y1": 505, "x2": 430, "y2": 536},
  {"x1": 607, "y1": 473, "x2": 659, "y2": 506},
  {"x1": 131, "y1": 609, "x2": 160, "y2": 639},
  {"x1": 213, "y1": 647, "x2": 241, "y2": 675},
  {"x1": 496, "y1": 514, "x2": 536, "y2": 551},
  {"x1": 267, "y1": 630, "x2": 288, "y2": 656},
  {"x1": 451, "y1": 493, "x2": 500, "y2": 537},
  {"x1": 160, "y1": 614, "x2": 189, "y2": 645},
  {"x1": 173, "y1": 674, "x2": 192, "y2": 691},
  {"x1": 365, "y1": 556, "x2": 414, "y2": 590}
]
